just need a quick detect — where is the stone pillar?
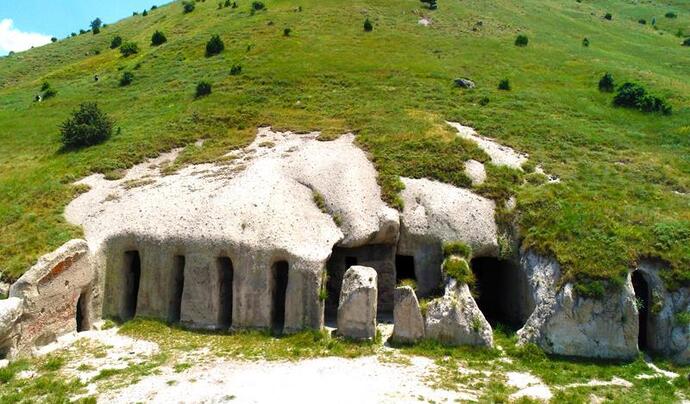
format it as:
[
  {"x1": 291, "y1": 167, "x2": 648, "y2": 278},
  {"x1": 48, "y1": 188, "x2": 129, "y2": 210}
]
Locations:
[{"x1": 337, "y1": 266, "x2": 377, "y2": 340}]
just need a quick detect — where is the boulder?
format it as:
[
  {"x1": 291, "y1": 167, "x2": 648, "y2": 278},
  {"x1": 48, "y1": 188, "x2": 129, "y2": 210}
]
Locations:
[
  {"x1": 0, "y1": 297, "x2": 23, "y2": 358},
  {"x1": 337, "y1": 266, "x2": 377, "y2": 340},
  {"x1": 517, "y1": 250, "x2": 637, "y2": 360},
  {"x1": 425, "y1": 280, "x2": 493, "y2": 347},
  {"x1": 392, "y1": 286, "x2": 424, "y2": 343},
  {"x1": 454, "y1": 78, "x2": 475, "y2": 89},
  {"x1": 464, "y1": 159, "x2": 486, "y2": 186}
]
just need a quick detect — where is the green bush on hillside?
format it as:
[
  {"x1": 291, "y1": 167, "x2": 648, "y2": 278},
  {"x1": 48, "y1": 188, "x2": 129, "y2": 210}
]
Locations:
[
  {"x1": 683, "y1": 38, "x2": 690, "y2": 47},
  {"x1": 151, "y1": 31, "x2": 167, "y2": 46},
  {"x1": 230, "y1": 64, "x2": 242, "y2": 75},
  {"x1": 613, "y1": 82, "x2": 672, "y2": 115},
  {"x1": 604, "y1": 13, "x2": 612, "y2": 20},
  {"x1": 638, "y1": 19, "x2": 646, "y2": 25},
  {"x1": 252, "y1": 1, "x2": 265, "y2": 11},
  {"x1": 598, "y1": 73, "x2": 614, "y2": 92},
  {"x1": 196, "y1": 81, "x2": 212, "y2": 97},
  {"x1": 283, "y1": 28, "x2": 292, "y2": 37},
  {"x1": 665, "y1": 12, "x2": 678, "y2": 19},
  {"x1": 40, "y1": 82, "x2": 57, "y2": 99},
  {"x1": 582, "y1": 37, "x2": 590, "y2": 47},
  {"x1": 110, "y1": 35, "x2": 123, "y2": 49},
  {"x1": 443, "y1": 256, "x2": 474, "y2": 286},
  {"x1": 120, "y1": 42, "x2": 139, "y2": 57},
  {"x1": 183, "y1": 1, "x2": 195, "y2": 13},
  {"x1": 142, "y1": 9, "x2": 149, "y2": 17},
  {"x1": 206, "y1": 35, "x2": 225, "y2": 56},
  {"x1": 515, "y1": 34, "x2": 529, "y2": 47},
  {"x1": 363, "y1": 18, "x2": 373, "y2": 32},
  {"x1": 60, "y1": 103, "x2": 113, "y2": 149},
  {"x1": 498, "y1": 79, "x2": 511, "y2": 90},
  {"x1": 119, "y1": 71, "x2": 134, "y2": 87},
  {"x1": 420, "y1": 0, "x2": 437, "y2": 10}
]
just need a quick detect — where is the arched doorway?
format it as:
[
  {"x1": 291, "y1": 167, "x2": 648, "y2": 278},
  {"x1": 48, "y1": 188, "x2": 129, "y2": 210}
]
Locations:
[
  {"x1": 76, "y1": 292, "x2": 89, "y2": 332},
  {"x1": 272, "y1": 261, "x2": 289, "y2": 333},
  {"x1": 632, "y1": 271, "x2": 650, "y2": 351}
]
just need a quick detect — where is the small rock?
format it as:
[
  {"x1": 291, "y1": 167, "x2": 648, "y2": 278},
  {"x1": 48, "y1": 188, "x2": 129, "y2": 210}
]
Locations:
[
  {"x1": 454, "y1": 78, "x2": 475, "y2": 89},
  {"x1": 392, "y1": 286, "x2": 425, "y2": 344}
]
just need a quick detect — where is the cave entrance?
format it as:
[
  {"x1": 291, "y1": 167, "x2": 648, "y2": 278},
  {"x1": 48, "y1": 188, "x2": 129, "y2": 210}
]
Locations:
[
  {"x1": 632, "y1": 271, "x2": 650, "y2": 351},
  {"x1": 170, "y1": 256, "x2": 185, "y2": 323},
  {"x1": 122, "y1": 251, "x2": 141, "y2": 321},
  {"x1": 218, "y1": 257, "x2": 234, "y2": 327},
  {"x1": 470, "y1": 257, "x2": 531, "y2": 330},
  {"x1": 395, "y1": 255, "x2": 416, "y2": 283},
  {"x1": 272, "y1": 261, "x2": 289, "y2": 333},
  {"x1": 76, "y1": 292, "x2": 89, "y2": 332}
]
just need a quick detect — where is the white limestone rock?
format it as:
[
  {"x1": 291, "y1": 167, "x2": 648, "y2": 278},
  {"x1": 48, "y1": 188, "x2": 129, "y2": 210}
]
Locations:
[
  {"x1": 464, "y1": 159, "x2": 486, "y2": 186},
  {"x1": 337, "y1": 266, "x2": 378, "y2": 340},
  {"x1": 392, "y1": 286, "x2": 425, "y2": 343},
  {"x1": 424, "y1": 280, "x2": 493, "y2": 347}
]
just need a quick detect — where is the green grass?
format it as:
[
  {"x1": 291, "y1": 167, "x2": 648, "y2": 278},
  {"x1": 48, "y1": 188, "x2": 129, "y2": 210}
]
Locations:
[{"x1": 0, "y1": 0, "x2": 688, "y2": 293}]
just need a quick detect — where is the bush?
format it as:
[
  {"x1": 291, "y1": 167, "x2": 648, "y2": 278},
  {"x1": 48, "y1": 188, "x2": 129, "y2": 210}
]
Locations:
[
  {"x1": 665, "y1": 11, "x2": 678, "y2": 19},
  {"x1": 498, "y1": 79, "x2": 511, "y2": 90},
  {"x1": 613, "y1": 82, "x2": 672, "y2": 115},
  {"x1": 119, "y1": 71, "x2": 134, "y2": 86},
  {"x1": 363, "y1": 18, "x2": 373, "y2": 32},
  {"x1": 206, "y1": 35, "x2": 225, "y2": 56},
  {"x1": 90, "y1": 18, "x2": 102, "y2": 33},
  {"x1": 92, "y1": 27, "x2": 100, "y2": 35},
  {"x1": 142, "y1": 9, "x2": 149, "y2": 16},
  {"x1": 183, "y1": 1, "x2": 195, "y2": 13},
  {"x1": 196, "y1": 81, "x2": 212, "y2": 97},
  {"x1": 598, "y1": 73, "x2": 614, "y2": 92},
  {"x1": 51, "y1": 37, "x2": 58, "y2": 43},
  {"x1": 604, "y1": 13, "x2": 612, "y2": 20},
  {"x1": 151, "y1": 30, "x2": 167, "y2": 46},
  {"x1": 582, "y1": 37, "x2": 590, "y2": 47},
  {"x1": 420, "y1": 0, "x2": 437, "y2": 10},
  {"x1": 443, "y1": 242, "x2": 472, "y2": 259},
  {"x1": 60, "y1": 103, "x2": 113, "y2": 149},
  {"x1": 252, "y1": 1, "x2": 265, "y2": 11},
  {"x1": 514, "y1": 34, "x2": 529, "y2": 47},
  {"x1": 683, "y1": 38, "x2": 690, "y2": 47},
  {"x1": 120, "y1": 42, "x2": 139, "y2": 57},
  {"x1": 283, "y1": 28, "x2": 292, "y2": 37},
  {"x1": 110, "y1": 35, "x2": 123, "y2": 49},
  {"x1": 224, "y1": 0, "x2": 231, "y2": 6},
  {"x1": 230, "y1": 64, "x2": 242, "y2": 75},
  {"x1": 443, "y1": 257, "x2": 474, "y2": 286},
  {"x1": 638, "y1": 19, "x2": 646, "y2": 25}
]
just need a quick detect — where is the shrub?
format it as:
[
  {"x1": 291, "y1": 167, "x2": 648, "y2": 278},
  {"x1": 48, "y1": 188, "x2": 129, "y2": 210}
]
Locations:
[
  {"x1": 283, "y1": 28, "x2": 292, "y2": 37},
  {"x1": 120, "y1": 42, "x2": 139, "y2": 57},
  {"x1": 598, "y1": 72, "x2": 614, "y2": 92},
  {"x1": 71, "y1": 33, "x2": 77, "y2": 37},
  {"x1": 443, "y1": 241, "x2": 472, "y2": 259},
  {"x1": 206, "y1": 35, "x2": 225, "y2": 57},
  {"x1": 41, "y1": 82, "x2": 51, "y2": 91},
  {"x1": 683, "y1": 38, "x2": 690, "y2": 47},
  {"x1": 119, "y1": 71, "x2": 134, "y2": 86},
  {"x1": 92, "y1": 27, "x2": 100, "y2": 35},
  {"x1": 110, "y1": 35, "x2": 123, "y2": 49},
  {"x1": 613, "y1": 82, "x2": 672, "y2": 115},
  {"x1": 230, "y1": 64, "x2": 242, "y2": 75},
  {"x1": 142, "y1": 9, "x2": 149, "y2": 16},
  {"x1": 151, "y1": 5, "x2": 158, "y2": 10},
  {"x1": 252, "y1": 1, "x2": 265, "y2": 11},
  {"x1": 652, "y1": 17, "x2": 656, "y2": 26},
  {"x1": 604, "y1": 13, "x2": 612, "y2": 20},
  {"x1": 183, "y1": 1, "x2": 195, "y2": 13},
  {"x1": 41, "y1": 82, "x2": 57, "y2": 99},
  {"x1": 196, "y1": 81, "x2": 212, "y2": 97},
  {"x1": 514, "y1": 34, "x2": 529, "y2": 47},
  {"x1": 582, "y1": 37, "x2": 590, "y2": 47},
  {"x1": 443, "y1": 257, "x2": 474, "y2": 286},
  {"x1": 498, "y1": 79, "x2": 511, "y2": 90},
  {"x1": 665, "y1": 11, "x2": 678, "y2": 19},
  {"x1": 363, "y1": 18, "x2": 373, "y2": 32},
  {"x1": 420, "y1": 0, "x2": 437, "y2": 10},
  {"x1": 90, "y1": 18, "x2": 102, "y2": 32},
  {"x1": 60, "y1": 103, "x2": 113, "y2": 149},
  {"x1": 224, "y1": 0, "x2": 231, "y2": 6},
  {"x1": 675, "y1": 312, "x2": 690, "y2": 327},
  {"x1": 151, "y1": 30, "x2": 167, "y2": 46},
  {"x1": 51, "y1": 37, "x2": 58, "y2": 43},
  {"x1": 638, "y1": 19, "x2": 646, "y2": 25}
]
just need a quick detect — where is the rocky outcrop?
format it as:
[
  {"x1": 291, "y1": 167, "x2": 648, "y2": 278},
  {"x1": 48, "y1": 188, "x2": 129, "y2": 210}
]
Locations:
[
  {"x1": 425, "y1": 280, "x2": 493, "y2": 347},
  {"x1": 517, "y1": 251, "x2": 637, "y2": 360},
  {"x1": 464, "y1": 159, "x2": 486, "y2": 186},
  {"x1": 392, "y1": 286, "x2": 425, "y2": 344},
  {"x1": 337, "y1": 266, "x2": 378, "y2": 340},
  {"x1": 0, "y1": 239, "x2": 95, "y2": 359},
  {"x1": 398, "y1": 177, "x2": 497, "y2": 297}
]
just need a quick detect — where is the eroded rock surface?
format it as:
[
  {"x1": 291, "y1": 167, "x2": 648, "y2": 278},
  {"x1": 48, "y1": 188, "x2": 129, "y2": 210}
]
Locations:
[
  {"x1": 392, "y1": 286, "x2": 425, "y2": 344},
  {"x1": 337, "y1": 266, "x2": 378, "y2": 340},
  {"x1": 424, "y1": 280, "x2": 493, "y2": 347}
]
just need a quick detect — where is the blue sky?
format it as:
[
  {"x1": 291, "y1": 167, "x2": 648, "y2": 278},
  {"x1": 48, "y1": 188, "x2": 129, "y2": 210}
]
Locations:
[{"x1": 0, "y1": 0, "x2": 162, "y2": 55}]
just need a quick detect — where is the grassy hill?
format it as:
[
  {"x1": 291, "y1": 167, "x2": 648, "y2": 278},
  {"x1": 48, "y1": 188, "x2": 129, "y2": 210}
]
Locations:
[{"x1": 0, "y1": 0, "x2": 688, "y2": 292}]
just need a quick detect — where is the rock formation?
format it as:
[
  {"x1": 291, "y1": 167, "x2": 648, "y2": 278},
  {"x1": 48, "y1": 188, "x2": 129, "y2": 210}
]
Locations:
[
  {"x1": 337, "y1": 266, "x2": 378, "y2": 340},
  {"x1": 392, "y1": 286, "x2": 425, "y2": 344}
]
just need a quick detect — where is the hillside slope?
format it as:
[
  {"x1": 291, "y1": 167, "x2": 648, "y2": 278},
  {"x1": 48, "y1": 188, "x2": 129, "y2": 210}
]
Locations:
[{"x1": 0, "y1": 0, "x2": 688, "y2": 291}]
